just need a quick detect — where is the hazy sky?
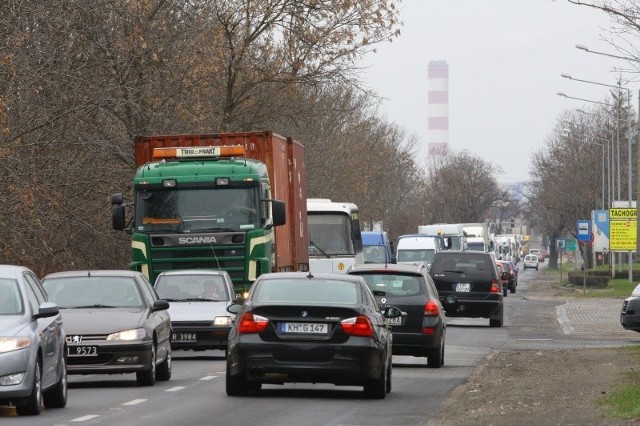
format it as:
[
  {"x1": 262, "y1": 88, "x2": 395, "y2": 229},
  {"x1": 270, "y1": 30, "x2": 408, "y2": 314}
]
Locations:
[{"x1": 362, "y1": 0, "x2": 636, "y2": 184}]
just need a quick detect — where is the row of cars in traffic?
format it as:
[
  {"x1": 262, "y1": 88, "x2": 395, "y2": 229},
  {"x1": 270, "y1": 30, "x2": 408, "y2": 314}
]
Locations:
[
  {"x1": 0, "y1": 266, "x2": 239, "y2": 415},
  {"x1": 1, "y1": 250, "x2": 536, "y2": 412}
]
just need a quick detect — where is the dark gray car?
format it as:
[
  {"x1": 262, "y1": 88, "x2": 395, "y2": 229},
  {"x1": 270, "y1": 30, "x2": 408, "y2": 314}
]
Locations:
[
  {"x1": 348, "y1": 262, "x2": 447, "y2": 368},
  {"x1": 621, "y1": 283, "x2": 640, "y2": 332},
  {"x1": 0, "y1": 265, "x2": 67, "y2": 415},
  {"x1": 42, "y1": 270, "x2": 172, "y2": 386}
]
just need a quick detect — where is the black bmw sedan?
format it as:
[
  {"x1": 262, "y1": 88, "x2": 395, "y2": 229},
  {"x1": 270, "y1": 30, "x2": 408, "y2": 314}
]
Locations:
[{"x1": 225, "y1": 272, "x2": 401, "y2": 399}]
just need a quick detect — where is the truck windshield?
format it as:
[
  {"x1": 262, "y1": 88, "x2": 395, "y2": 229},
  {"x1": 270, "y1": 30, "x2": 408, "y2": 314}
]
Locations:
[
  {"x1": 135, "y1": 187, "x2": 260, "y2": 232},
  {"x1": 308, "y1": 214, "x2": 354, "y2": 256}
]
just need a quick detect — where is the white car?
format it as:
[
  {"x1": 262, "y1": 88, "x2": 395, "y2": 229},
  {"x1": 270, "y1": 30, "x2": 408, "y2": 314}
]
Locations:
[
  {"x1": 523, "y1": 254, "x2": 539, "y2": 271},
  {"x1": 153, "y1": 270, "x2": 237, "y2": 353}
]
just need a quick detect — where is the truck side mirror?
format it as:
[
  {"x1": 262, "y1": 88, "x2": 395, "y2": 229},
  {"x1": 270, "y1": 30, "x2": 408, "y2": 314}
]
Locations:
[
  {"x1": 112, "y1": 204, "x2": 126, "y2": 230},
  {"x1": 271, "y1": 200, "x2": 286, "y2": 227}
]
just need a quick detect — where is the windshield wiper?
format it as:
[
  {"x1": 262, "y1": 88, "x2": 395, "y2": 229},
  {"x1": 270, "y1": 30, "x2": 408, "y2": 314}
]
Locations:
[
  {"x1": 70, "y1": 304, "x2": 118, "y2": 308},
  {"x1": 309, "y1": 240, "x2": 330, "y2": 258},
  {"x1": 168, "y1": 297, "x2": 225, "y2": 302}
]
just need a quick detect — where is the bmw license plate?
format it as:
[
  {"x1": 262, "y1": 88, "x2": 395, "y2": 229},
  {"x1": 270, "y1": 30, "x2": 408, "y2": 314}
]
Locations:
[
  {"x1": 68, "y1": 346, "x2": 98, "y2": 357},
  {"x1": 455, "y1": 283, "x2": 471, "y2": 292},
  {"x1": 385, "y1": 316, "x2": 403, "y2": 326},
  {"x1": 281, "y1": 322, "x2": 328, "y2": 334},
  {"x1": 172, "y1": 333, "x2": 197, "y2": 343}
]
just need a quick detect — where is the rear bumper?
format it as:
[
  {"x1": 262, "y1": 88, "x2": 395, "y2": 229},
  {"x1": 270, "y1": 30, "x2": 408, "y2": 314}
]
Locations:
[
  {"x1": 227, "y1": 339, "x2": 386, "y2": 386},
  {"x1": 171, "y1": 324, "x2": 231, "y2": 351},
  {"x1": 440, "y1": 294, "x2": 502, "y2": 319}
]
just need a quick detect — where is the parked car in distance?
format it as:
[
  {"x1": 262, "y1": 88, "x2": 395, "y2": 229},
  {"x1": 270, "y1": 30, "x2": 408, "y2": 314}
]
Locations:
[
  {"x1": 225, "y1": 272, "x2": 401, "y2": 399},
  {"x1": 539, "y1": 249, "x2": 549, "y2": 262},
  {"x1": 154, "y1": 269, "x2": 237, "y2": 353},
  {"x1": 42, "y1": 270, "x2": 172, "y2": 386},
  {"x1": 0, "y1": 265, "x2": 67, "y2": 415},
  {"x1": 429, "y1": 251, "x2": 506, "y2": 327},
  {"x1": 347, "y1": 262, "x2": 448, "y2": 368},
  {"x1": 620, "y1": 283, "x2": 640, "y2": 332},
  {"x1": 523, "y1": 254, "x2": 539, "y2": 271}
]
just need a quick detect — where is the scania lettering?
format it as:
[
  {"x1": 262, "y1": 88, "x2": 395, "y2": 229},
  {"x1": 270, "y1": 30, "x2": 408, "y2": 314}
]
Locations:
[{"x1": 112, "y1": 131, "x2": 309, "y2": 294}]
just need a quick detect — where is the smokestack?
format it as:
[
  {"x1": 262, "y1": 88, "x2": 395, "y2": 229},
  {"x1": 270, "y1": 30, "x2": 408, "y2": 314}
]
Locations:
[{"x1": 427, "y1": 61, "x2": 449, "y2": 156}]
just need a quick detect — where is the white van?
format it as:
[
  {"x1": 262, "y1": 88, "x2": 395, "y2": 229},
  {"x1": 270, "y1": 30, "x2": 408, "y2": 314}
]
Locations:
[{"x1": 396, "y1": 234, "x2": 442, "y2": 268}]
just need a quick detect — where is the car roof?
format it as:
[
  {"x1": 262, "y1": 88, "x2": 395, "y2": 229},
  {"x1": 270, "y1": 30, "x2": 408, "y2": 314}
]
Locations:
[
  {"x1": 348, "y1": 263, "x2": 427, "y2": 275},
  {"x1": 156, "y1": 269, "x2": 230, "y2": 277},
  {"x1": 42, "y1": 270, "x2": 144, "y2": 279},
  {"x1": 257, "y1": 272, "x2": 364, "y2": 283},
  {"x1": 0, "y1": 264, "x2": 33, "y2": 279}
]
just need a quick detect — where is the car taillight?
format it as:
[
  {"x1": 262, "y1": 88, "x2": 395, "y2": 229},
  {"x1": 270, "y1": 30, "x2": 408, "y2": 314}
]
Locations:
[
  {"x1": 490, "y1": 279, "x2": 501, "y2": 293},
  {"x1": 340, "y1": 316, "x2": 374, "y2": 337},
  {"x1": 424, "y1": 299, "x2": 440, "y2": 316},
  {"x1": 237, "y1": 313, "x2": 269, "y2": 334}
]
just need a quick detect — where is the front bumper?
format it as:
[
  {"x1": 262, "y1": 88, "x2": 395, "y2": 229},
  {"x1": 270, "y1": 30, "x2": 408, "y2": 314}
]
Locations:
[
  {"x1": 66, "y1": 340, "x2": 153, "y2": 375},
  {"x1": 0, "y1": 348, "x2": 36, "y2": 403},
  {"x1": 171, "y1": 322, "x2": 231, "y2": 351},
  {"x1": 620, "y1": 298, "x2": 640, "y2": 332}
]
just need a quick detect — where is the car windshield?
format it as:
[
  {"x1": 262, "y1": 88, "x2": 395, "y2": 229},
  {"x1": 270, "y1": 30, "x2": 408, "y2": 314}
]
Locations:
[
  {"x1": 253, "y1": 278, "x2": 358, "y2": 305},
  {"x1": 356, "y1": 273, "x2": 422, "y2": 296},
  {"x1": 155, "y1": 274, "x2": 229, "y2": 301},
  {"x1": 43, "y1": 276, "x2": 143, "y2": 308},
  {"x1": 397, "y1": 249, "x2": 435, "y2": 264},
  {"x1": 0, "y1": 279, "x2": 24, "y2": 315},
  {"x1": 432, "y1": 254, "x2": 491, "y2": 273}
]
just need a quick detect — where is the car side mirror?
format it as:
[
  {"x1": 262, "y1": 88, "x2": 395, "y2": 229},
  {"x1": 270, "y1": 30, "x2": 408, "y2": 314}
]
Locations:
[
  {"x1": 382, "y1": 306, "x2": 402, "y2": 318},
  {"x1": 34, "y1": 302, "x2": 59, "y2": 319},
  {"x1": 227, "y1": 302, "x2": 244, "y2": 315},
  {"x1": 152, "y1": 299, "x2": 170, "y2": 311}
]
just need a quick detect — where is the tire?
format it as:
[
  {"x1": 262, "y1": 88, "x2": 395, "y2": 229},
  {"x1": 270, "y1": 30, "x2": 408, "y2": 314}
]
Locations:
[
  {"x1": 535, "y1": 266, "x2": 538, "y2": 271},
  {"x1": 156, "y1": 348, "x2": 172, "y2": 381},
  {"x1": 43, "y1": 355, "x2": 67, "y2": 408},
  {"x1": 426, "y1": 330, "x2": 445, "y2": 369},
  {"x1": 503, "y1": 286, "x2": 508, "y2": 297},
  {"x1": 226, "y1": 361, "x2": 251, "y2": 396},
  {"x1": 363, "y1": 359, "x2": 387, "y2": 399},
  {"x1": 385, "y1": 359, "x2": 392, "y2": 393},
  {"x1": 510, "y1": 284, "x2": 516, "y2": 294},
  {"x1": 136, "y1": 344, "x2": 157, "y2": 386},
  {"x1": 17, "y1": 359, "x2": 42, "y2": 416},
  {"x1": 489, "y1": 306, "x2": 504, "y2": 328}
]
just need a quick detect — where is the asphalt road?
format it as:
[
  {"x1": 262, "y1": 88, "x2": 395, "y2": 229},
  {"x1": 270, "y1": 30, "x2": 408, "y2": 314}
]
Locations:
[{"x1": 3, "y1": 264, "x2": 635, "y2": 425}]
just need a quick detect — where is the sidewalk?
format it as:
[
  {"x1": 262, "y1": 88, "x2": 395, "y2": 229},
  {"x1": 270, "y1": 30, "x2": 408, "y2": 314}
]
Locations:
[{"x1": 556, "y1": 297, "x2": 638, "y2": 339}]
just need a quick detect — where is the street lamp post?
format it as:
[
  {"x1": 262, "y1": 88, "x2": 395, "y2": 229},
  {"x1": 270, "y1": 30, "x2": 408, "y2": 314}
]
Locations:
[
  {"x1": 560, "y1": 73, "x2": 634, "y2": 281},
  {"x1": 575, "y1": 44, "x2": 640, "y2": 276}
]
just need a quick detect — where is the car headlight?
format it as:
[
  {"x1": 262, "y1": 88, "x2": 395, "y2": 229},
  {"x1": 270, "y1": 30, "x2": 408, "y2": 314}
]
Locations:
[
  {"x1": 213, "y1": 316, "x2": 232, "y2": 326},
  {"x1": 106, "y1": 328, "x2": 147, "y2": 341},
  {"x1": 0, "y1": 337, "x2": 31, "y2": 354}
]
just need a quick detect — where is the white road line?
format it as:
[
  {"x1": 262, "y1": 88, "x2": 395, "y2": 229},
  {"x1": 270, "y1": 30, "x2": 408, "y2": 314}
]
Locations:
[
  {"x1": 166, "y1": 386, "x2": 185, "y2": 392},
  {"x1": 122, "y1": 399, "x2": 147, "y2": 406},
  {"x1": 199, "y1": 375, "x2": 217, "y2": 381},
  {"x1": 72, "y1": 414, "x2": 100, "y2": 422}
]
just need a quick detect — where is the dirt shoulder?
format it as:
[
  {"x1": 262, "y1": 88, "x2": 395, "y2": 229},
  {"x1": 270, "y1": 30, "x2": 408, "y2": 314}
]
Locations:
[{"x1": 427, "y1": 272, "x2": 640, "y2": 425}]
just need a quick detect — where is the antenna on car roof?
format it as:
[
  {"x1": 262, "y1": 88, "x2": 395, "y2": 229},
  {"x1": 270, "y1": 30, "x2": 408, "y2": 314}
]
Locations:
[{"x1": 306, "y1": 270, "x2": 314, "y2": 279}]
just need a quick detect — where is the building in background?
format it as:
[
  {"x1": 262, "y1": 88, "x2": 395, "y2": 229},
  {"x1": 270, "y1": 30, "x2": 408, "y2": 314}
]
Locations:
[{"x1": 427, "y1": 60, "x2": 449, "y2": 156}]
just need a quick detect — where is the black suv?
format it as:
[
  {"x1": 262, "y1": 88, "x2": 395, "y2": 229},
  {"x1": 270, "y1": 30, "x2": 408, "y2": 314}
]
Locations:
[
  {"x1": 429, "y1": 251, "x2": 506, "y2": 328},
  {"x1": 347, "y1": 262, "x2": 447, "y2": 368}
]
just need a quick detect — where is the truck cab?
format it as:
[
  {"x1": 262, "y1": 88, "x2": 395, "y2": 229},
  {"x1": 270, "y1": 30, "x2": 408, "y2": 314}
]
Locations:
[{"x1": 362, "y1": 231, "x2": 394, "y2": 264}]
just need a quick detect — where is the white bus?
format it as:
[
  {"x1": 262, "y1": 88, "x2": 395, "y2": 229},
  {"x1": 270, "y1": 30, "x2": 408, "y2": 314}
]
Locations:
[{"x1": 307, "y1": 198, "x2": 363, "y2": 273}]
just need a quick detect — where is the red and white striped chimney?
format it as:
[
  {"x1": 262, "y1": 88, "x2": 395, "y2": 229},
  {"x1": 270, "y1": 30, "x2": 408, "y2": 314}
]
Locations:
[{"x1": 427, "y1": 61, "x2": 449, "y2": 156}]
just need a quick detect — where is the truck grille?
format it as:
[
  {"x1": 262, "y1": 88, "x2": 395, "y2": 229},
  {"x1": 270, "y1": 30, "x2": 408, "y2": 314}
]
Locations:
[{"x1": 151, "y1": 245, "x2": 246, "y2": 283}]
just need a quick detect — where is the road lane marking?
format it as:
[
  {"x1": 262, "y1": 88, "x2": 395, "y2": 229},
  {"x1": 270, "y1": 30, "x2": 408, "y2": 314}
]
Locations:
[
  {"x1": 166, "y1": 386, "x2": 185, "y2": 392},
  {"x1": 200, "y1": 375, "x2": 217, "y2": 380},
  {"x1": 122, "y1": 399, "x2": 147, "y2": 405},
  {"x1": 72, "y1": 415, "x2": 100, "y2": 422}
]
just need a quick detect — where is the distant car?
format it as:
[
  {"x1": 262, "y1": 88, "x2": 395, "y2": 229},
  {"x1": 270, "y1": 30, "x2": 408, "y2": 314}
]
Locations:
[
  {"x1": 429, "y1": 251, "x2": 506, "y2": 327},
  {"x1": 154, "y1": 270, "x2": 237, "y2": 353},
  {"x1": 620, "y1": 283, "x2": 640, "y2": 332},
  {"x1": 539, "y1": 250, "x2": 549, "y2": 262},
  {"x1": 498, "y1": 260, "x2": 518, "y2": 294},
  {"x1": 523, "y1": 254, "x2": 539, "y2": 271},
  {"x1": 495, "y1": 261, "x2": 510, "y2": 297},
  {"x1": 0, "y1": 265, "x2": 67, "y2": 415},
  {"x1": 225, "y1": 272, "x2": 401, "y2": 399},
  {"x1": 347, "y1": 262, "x2": 448, "y2": 368},
  {"x1": 42, "y1": 270, "x2": 172, "y2": 386},
  {"x1": 529, "y1": 249, "x2": 542, "y2": 262}
]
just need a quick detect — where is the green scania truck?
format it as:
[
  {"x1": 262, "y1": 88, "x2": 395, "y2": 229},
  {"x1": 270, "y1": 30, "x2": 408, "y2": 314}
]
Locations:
[{"x1": 112, "y1": 131, "x2": 309, "y2": 295}]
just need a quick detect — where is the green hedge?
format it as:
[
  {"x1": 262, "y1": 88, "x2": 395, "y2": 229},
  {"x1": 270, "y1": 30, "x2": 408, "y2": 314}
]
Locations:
[{"x1": 567, "y1": 271, "x2": 610, "y2": 288}]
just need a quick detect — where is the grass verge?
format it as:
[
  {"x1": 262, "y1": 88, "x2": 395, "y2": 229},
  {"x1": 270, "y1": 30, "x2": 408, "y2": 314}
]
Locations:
[{"x1": 598, "y1": 346, "x2": 640, "y2": 420}]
